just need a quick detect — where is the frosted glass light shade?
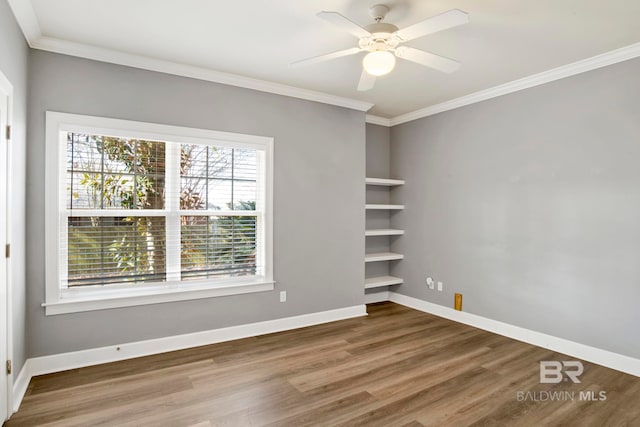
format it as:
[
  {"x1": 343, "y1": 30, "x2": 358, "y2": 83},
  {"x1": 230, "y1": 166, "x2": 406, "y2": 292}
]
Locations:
[{"x1": 362, "y1": 51, "x2": 396, "y2": 76}]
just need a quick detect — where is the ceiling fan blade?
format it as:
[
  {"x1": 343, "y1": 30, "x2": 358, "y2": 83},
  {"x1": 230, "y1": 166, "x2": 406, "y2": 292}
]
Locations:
[
  {"x1": 395, "y1": 46, "x2": 460, "y2": 73},
  {"x1": 317, "y1": 11, "x2": 371, "y2": 38},
  {"x1": 357, "y1": 69, "x2": 376, "y2": 91},
  {"x1": 291, "y1": 47, "x2": 362, "y2": 67},
  {"x1": 394, "y1": 9, "x2": 469, "y2": 41}
]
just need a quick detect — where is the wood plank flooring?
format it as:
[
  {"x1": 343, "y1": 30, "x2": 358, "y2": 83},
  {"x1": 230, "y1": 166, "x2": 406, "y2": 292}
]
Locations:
[{"x1": 6, "y1": 302, "x2": 640, "y2": 426}]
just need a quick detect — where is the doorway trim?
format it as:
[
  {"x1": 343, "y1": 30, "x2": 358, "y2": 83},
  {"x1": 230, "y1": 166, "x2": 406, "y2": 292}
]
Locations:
[{"x1": 0, "y1": 69, "x2": 14, "y2": 420}]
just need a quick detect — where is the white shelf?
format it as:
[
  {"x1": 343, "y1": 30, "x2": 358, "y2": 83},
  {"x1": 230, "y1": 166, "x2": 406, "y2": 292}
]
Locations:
[
  {"x1": 365, "y1": 229, "x2": 405, "y2": 236},
  {"x1": 366, "y1": 177, "x2": 405, "y2": 186},
  {"x1": 365, "y1": 275, "x2": 404, "y2": 289},
  {"x1": 365, "y1": 204, "x2": 405, "y2": 210},
  {"x1": 365, "y1": 252, "x2": 404, "y2": 262},
  {"x1": 364, "y1": 176, "x2": 404, "y2": 292}
]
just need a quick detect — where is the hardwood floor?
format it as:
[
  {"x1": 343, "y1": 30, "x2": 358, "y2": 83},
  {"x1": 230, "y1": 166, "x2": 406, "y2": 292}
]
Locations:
[{"x1": 7, "y1": 302, "x2": 640, "y2": 426}]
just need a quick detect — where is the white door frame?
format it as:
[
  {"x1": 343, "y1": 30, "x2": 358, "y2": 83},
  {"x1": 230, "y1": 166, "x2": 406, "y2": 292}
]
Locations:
[{"x1": 0, "y1": 69, "x2": 14, "y2": 421}]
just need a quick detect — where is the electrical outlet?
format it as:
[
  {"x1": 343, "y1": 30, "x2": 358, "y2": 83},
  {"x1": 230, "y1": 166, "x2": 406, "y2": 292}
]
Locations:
[
  {"x1": 437, "y1": 281, "x2": 443, "y2": 292},
  {"x1": 426, "y1": 277, "x2": 434, "y2": 290},
  {"x1": 280, "y1": 291, "x2": 287, "y2": 302}
]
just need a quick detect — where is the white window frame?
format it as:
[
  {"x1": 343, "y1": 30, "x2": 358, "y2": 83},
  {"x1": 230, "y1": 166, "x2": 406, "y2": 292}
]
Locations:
[{"x1": 44, "y1": 111, "x2": 274, "y2": 315}]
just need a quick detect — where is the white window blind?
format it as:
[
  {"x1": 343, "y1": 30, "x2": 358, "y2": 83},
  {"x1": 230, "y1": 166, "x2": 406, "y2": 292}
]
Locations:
[{"x1": 45, "y1": 112, "x2": 273, "y2": 314}]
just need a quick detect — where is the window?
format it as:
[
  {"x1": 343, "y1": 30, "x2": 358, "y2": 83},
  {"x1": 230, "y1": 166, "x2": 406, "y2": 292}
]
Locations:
[{"x1": 45, "y1": 112, "x2": 273, "y2": 315}]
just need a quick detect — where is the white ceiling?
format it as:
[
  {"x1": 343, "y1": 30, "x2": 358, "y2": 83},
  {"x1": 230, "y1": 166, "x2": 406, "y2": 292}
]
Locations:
[{"x1": 19, "y1": 0, "x2": 640, "y2": 118}]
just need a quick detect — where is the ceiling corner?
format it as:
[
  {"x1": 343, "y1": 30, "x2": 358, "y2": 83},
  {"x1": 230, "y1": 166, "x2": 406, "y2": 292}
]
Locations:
[
  {"x1": 365, "y1": 115, "x2": 392, "y2": 127},
  {"x1": 7, "y1": 0, "x2": 41, "y2": 46}
]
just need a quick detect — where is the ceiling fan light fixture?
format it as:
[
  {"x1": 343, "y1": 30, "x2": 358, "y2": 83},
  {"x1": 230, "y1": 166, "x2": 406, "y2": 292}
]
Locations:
[
  {"x1": 297, "y1": 6, "x2": 469, "y2": 90},
  {"x1": 362, "y1": 50, "x2": 396, "y2": 76}
]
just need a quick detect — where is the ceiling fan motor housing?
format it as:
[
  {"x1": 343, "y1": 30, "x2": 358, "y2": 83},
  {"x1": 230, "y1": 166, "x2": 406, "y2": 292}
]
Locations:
[
  {"x1": 360, "y1": 4, "x2": 400, "y2": 52},
  {"x1": 360, "y1": 22, "x2": 400, "y2": 52},
  {"x1": 364, "y1": 22, "x2": 399, "y2": 35}
]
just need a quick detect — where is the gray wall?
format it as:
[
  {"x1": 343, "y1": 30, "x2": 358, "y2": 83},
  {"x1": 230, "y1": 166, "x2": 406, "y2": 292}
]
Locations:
[
  {"x1": 27, "y1": 50, "x2": 365, "y2": 357},
  {"x1": 0, "y1": 0, "x2": 28, "y2": 375},
  {"x1": 366, "y1": 123, "x2": 390, "y2": 179},
  {"x1": 390, "y1": 57, "x2": 640, "y2": 359}
]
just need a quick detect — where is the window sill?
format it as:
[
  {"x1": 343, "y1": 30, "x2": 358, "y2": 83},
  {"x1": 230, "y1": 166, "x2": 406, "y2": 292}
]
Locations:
[{"x1": 42, "y1": 280, "x2": 275, "y2": 316}]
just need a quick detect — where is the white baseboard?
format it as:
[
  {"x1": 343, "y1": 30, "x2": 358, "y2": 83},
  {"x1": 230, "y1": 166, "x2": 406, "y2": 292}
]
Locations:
[
  {"x1": 13, "y1": 294, "x2": 639, "y2": 414},
  {"x1": 364, "y1": 290, "x2": 390, "y2": 304},
  {"x1": 12, "y1": 362, "x2": 30, "y2": 413},
  {"x1": 12, "y1": 304, "x2": 366, "y2": 412},
  {"x1": 388, "y1": 292, "x2": 640, "y2": 378}
]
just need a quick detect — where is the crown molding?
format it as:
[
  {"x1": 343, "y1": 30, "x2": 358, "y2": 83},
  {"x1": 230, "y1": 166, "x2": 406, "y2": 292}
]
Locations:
[
  {"x1": 6, "y1": 0, "x2": 40, "y2": 45},
  {"x1": 31, "y1": 37, "x2": 374, "y2": 112},
  {"x1": 8, "y1": 0, "x2": 640, "y2": 125},
  {"x1": 7, "y1": 0, "x2": 373, "y2": 112},
  {"x1": 365, "y1": 115, "x2": 392, "y2": 127},
  {"x1": 390, "y1": 42, "x2": 640, "y2": 126}
]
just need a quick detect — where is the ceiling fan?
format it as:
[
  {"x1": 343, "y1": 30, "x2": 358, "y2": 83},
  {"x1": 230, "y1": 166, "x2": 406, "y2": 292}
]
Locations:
[{"x1": 292, "y1": 4, "x2": 469, "y2": 91}]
